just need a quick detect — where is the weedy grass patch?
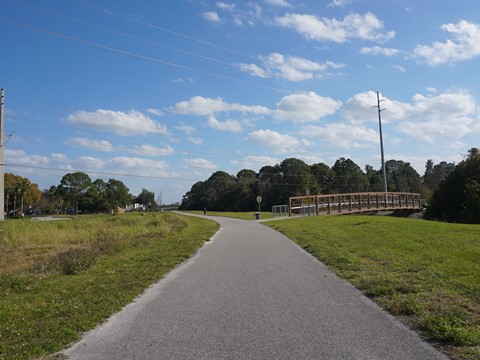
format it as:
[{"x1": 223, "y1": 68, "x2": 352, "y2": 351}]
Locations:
[
  {"x1": 0, "y1": 212, "x2": 219, "y2": 360},
  {"x1": 182, "y1": 210, "x2": 273, "y2": 220},
  {"x1": 266, "y1": 215, "x2": 480, "y2": 360}
]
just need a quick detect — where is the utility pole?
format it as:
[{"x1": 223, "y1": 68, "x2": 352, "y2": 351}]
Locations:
[
  {"x1": 373, "y1": 91, "x2": 388, "y2": 193},
  {"x1": 0, "y1": 89, "x2": 5, "y2": 220}
]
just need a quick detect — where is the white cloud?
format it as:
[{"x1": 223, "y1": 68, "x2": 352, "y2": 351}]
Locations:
[
  {"x1": 399, "y1": 91, "x2": 477, "y2": 142},
  {"x1": 342, "y1": 90, "x2": 479, "y2": 143},
  {"x1": 361, "y1": 46, "x2": 399, "y2": 56},
  {"x1": 188, "y1": 137, "x2": 203, "y2": 145},
  {"x1": 170, "y1": 96, "x2": 270, "y2": 116},
  {"x1": 67, "y1": 109, "x2": 169, "y2": 136},
  {"x1": 274, "y1": 92, "x2": 342, "y2": 122},
  {"x1": 264, "y1": 0, "x2": 292, "y2": 7},
  {"x1": 414, "y1": 20, "x2": 480, "y2": 65},
  {"x1": 327, "y1": 0, "x2": 351, "y2": 8},
  {"x1": 216, "y1": 2, "x2": 235, "y2": 12},
  {"x1": 238, "y1": 53, "x2": 345, "y2": 81},
  {"x1": 69, "y1": 137, "x2": 114, "y2": 152},
  {"x1": 237, "y1": 63, "x2": 270, "y2": 78},
  {"x1": 240, "y1": 155, "x2": 280, "y2": 169},
  {"x1": 342, "y1": 91, "x2": 413, "y2": 124},
  {"x1": 300, "y1": 123, "x2": 378, "y2": 149},
  {"x1": 207, "y1": 116, "x2": 243, "y2": 132},
  {"x1": 184, "y1": 158, "x2": 217, "y2": 170},
  {"x1": 393, "y1": 65, "x2": 406, "y2": 72},
  {"x1": 146, "y1": 108, "x2": 164, "y2": 116},
  {"x1": 5, "y1": 149, "x2": 50, "y2": 167},
  {"x1": 73, "y1": 156, "x2": 169, "y2": 176},
  {"x1": 202, "y1": 11, "x2": 222, "y2": 23},
  {"x1": 128, "y1": 144, "x2": 175, "y2": 156},
  {"x1": 247, "y1": 129, "x2": 300, "y2": 151},
  {"x1": 51, "y1": 153, "x2": 69, "y2": 163},
  {"x1": 175, "y1": 123, "x2": 196, "y2": 135},
  {"x1": 274, "y1": 12, "x2": 394, "y2": 43}
]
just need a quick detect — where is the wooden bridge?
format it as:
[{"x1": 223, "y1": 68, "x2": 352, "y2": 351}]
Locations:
[{"x1": 289, "y1": 192, "x2": 422, "y2": 217}]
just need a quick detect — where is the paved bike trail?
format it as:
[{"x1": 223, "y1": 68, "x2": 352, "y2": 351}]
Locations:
[{"x1": 65, "y1": 215, "x2": 447, "y2": 359}]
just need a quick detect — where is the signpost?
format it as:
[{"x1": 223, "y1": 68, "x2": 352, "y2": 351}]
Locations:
[{"x1": 256, "y1": 196, "x2": 262, "y2": 220}]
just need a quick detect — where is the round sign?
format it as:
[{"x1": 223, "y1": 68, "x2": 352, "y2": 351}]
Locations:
[{"x1": 256, "y1": 196, "x2": 262, "y2": 204}]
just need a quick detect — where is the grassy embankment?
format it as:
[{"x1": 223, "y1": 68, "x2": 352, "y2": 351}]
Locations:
[
  {"x1": 266, "y1": 215, "x2": 480, "y2": 360},
  {"x1": 0, "y1": 212, "x2": 219, "y2": 360},
  {"x1": 185, "y1": 210, "x2": 273, "y2": 220}
]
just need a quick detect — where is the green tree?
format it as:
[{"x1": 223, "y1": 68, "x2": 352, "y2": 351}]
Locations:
[
  {"x1": 385, "y1": 160, "x2": 422, "y2": 193},
  {"x1": 106, "y1": 178, "x2": 132, "y2": 214},
  {"x1": 58, "y1": 172, "x2": 92, "y2": 215},
  {"x1": 235, "y1": 169, "x2": 257, "y2": 211},
  {"x1": 135, "y1": 189, "x2": 157, "y2": 210},
  {"x1": 425, "y1": 148, "x2": 480, "y2": 223},
  {"x1": 310, "y1": 163, "x2": 334, "y2": 194},
  {"x1": 331, "y1": 158, "x2": 368, "y2": 193},
  {"x1": 4, "y1": 173, "x2": 41, "y2": 216}
]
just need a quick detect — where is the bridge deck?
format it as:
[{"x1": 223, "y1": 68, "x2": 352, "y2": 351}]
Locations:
[{"x1": 289, "y1": 192, "x2": 422, "y2": 217}]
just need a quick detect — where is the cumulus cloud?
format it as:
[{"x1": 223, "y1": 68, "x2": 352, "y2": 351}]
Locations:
[
  {"x1": 237, "y1": 53, "x2": 345, "y2": 81},
  {"x1": 73, "y1": 156, "x2": 169, "y2": 176},
  {"x1": 146, "y1": 108, "x2": 164, "y2": 116},
  {"x1": 274, "y1": 12, "x2": 394, "y2": 43},
  {"x1": 299, "y1": 123, "x2": 378, "y2": 148},
  {"x1": 342, "y1": 90, "x2": 478, "y2": 143},
  {"x1": 264, "y1": 0, "x2": 292, "y2": 7},
  {"x1": 207, "y1": 116, "x2": 243, "y2": 132},
  {"x1": 169, "y1": 96, "x2": 270, "y2": 116},
  {"x1": 274, "y1": 92, "x2": 342, "y2": 122},
  {"x1": 69, "y1": 137, "x2": 114, "y2": 152},
  {"x1": 184, "y1": 158, "x2": 217, "y2": 170},
  {"x1": 342, "y1": 91, "x2": 412, "y2": 124},
  {"x1": 67, "y1": 109, "x2": 169, "y2": 136},
  {"x1": 361, "y1": 46, "x2": 399, "y2": 56},
  {"x1": 247, "y1": 129, "x2": 300, "y2": 152},
  {"x1": 216, "y1": 2, "x2": 235, "y2": 12},
  {"x1": 171, "y1": 92, "x2": 340, "y2": 123},
  {"x1": 128, "y1": 144, "x2": 175, "y2": 156},
  {"x1": 202, "y1": 11, "x2": 222, "y2": 23},
  {"x1": 5, "y1": 149, "x2": 50, "y2": 167},
  {"x1": 175, "y1": 123, "x2": 196, "y2": 135},
  {"x1": 240, "y1": 155, "x2": 280, "y2": 169},
  {"x1": 327, "y1": 0, "x2": 351, "y2": 8},
  {"x1": 414, "y1": 20, "x2": 480, "y2": 65}
]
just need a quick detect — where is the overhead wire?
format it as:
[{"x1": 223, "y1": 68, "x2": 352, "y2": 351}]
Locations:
[
  {"x1": 0, "y1": 18, "x2": 286, "y2": 93},
  {"x1": 10, "y1": 0, "x2": 242, "y2": 69},
  {"x1": 73, "y1": 0, "x2": 259, "y2": 61}
]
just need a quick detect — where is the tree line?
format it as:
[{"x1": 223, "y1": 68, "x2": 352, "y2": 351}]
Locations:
[
  {"x1": 179, "y1": 149, "x2": 480, "y2": 224},
  {"x1": 4, "y1": 171, "x2": 157, "y2": 216},
  {"x1": 4, "y1": 148, "x2": 479, "y2": 223}
]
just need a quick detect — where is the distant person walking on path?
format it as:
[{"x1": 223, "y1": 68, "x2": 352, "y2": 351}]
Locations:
[{"x1": 203, "y1": 207, "x2": 207, "y2": 216}]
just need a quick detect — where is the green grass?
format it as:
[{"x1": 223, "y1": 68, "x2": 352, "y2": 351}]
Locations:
[
  {"x1": 266, "y1": 215, "x2": 480, "y2": 360},
  {"x1": 182, "y1": 210, "x2": 273, "y2": 220},
  {"x1": 0, "y1": 212, "x2": 219, "y2": 360}
]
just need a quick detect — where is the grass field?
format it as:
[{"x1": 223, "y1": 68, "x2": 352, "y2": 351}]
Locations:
[
  {"x1": 1, "y1": 211, "x2": 479, "y2": 359},
  {"x1": 0, "y1": 212, "x2": 219, "y2": 360},
  {"x1": 266, "y1": 215, "x2": 480, "y2": 360},
  {"x1": 184, "y1": 210, "x2": 274, "y2": 220}
]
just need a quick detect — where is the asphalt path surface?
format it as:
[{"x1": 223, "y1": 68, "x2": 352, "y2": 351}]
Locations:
[{"x1": 65, "y1": 215, "x2": 447, "y2": 359}]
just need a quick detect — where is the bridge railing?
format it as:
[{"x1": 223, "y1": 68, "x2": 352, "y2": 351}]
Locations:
[{"x1": 289, "y1": 192, "x2": 422, "y2": 217}]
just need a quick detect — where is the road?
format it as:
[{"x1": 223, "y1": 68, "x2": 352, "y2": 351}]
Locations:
[{"x1": 64, "y1": 215, "x2": 447, "y2": 359}]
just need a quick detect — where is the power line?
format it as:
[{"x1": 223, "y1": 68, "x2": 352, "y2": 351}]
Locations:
[
  {"x1": 5, "y1": 163, "x2": 197, "y2": 181},
  {"x1": 11, "y1": 0, "x2": 239, "y2": 68},
  {"x1": 0, "y1": 18, "x2": 287, "y2": 93},
  {"x1": 74, "y1": 0, "x2": 258, "y2": 61}
]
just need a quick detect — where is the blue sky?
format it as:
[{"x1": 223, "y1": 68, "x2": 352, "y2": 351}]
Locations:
[{"x1": 1, "y1": 0, "x2": 480, "y2": 204}]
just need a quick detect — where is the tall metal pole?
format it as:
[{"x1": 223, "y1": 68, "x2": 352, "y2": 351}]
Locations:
[
  {"x1": 0, "y1": 89, "x2": 5, "y2": 220},
  {"x1": 375, "y1": 91, "x2": 388, "y2": 193}
]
